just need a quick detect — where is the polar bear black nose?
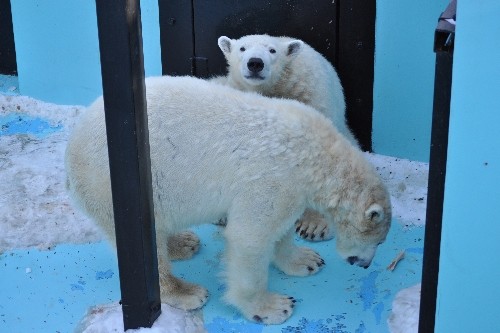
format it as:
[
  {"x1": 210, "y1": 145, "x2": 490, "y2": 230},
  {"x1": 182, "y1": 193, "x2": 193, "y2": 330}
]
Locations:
[
  {"x1": 347, "y1": 256, "x2": 371, "y2": 269},
  {"x1": 347, "y1": 256, "x2": 359, "y2": 265},
  {"x1": 247, "y1": 58, "x2": 264, "y2": 73}
]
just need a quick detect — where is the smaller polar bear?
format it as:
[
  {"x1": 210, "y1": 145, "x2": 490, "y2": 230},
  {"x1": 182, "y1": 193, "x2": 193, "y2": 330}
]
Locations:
[
  {"x1": 215, "y1": 34, "x2": 357, "y2": 241},
  {"x1": 215, "y1": 34, "x2": 357, "y2": 146},
  {"x1": 65, "y1": 76, "x2": 391, "y2": 325}
]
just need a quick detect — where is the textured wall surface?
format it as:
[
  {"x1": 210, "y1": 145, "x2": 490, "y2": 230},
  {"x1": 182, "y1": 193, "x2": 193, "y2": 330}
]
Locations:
[
  {"x1": 372, "y1": 0, "x2": 449, "y2": 161},
  {"x1": 10, "y1": 0, "x2": 161, "y2": 105},
  {"x1": 436, "y1": 1, "x2": 500, "y2": 332}
]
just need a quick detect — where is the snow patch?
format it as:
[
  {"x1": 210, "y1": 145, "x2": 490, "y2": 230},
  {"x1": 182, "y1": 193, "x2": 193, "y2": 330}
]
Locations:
[
  {"x1": 0, "y1": 95, "x2": 101, "y2": 253},
  {"x1": 387, "y1": 283, "x2": 421, "y2": 333},
  {"x1": 75, "y1": 302, "x2": 206, "y2": 333},
  {"x1": 365, "y1": 153, "x2": 428, "y2": 227}
]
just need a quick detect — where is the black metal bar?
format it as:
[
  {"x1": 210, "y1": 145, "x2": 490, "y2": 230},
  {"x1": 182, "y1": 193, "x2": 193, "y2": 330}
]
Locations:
[
  {"x1": 0, "y1": 0, "x2": 18, "y2": 75},
  {"x1": 95, "y1": 0, "x2": 161, "y2": 329},
  {"x1": 337, "y1": 0, "x2": 376, "y2": 151},
  {"x1": 419, "y1": 1, "x2": 455, "y2": 332},
  {"x1": 418, "y1": 51, "x2": 452, "y2": 333}
]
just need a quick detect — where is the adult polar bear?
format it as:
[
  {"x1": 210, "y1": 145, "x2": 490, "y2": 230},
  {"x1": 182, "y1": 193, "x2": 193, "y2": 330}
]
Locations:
[
  {"x1": 65, "y1": 76, "x2": 391, "y2": 324},
  {"x1": 215, "y1": 34, "x2": 356, "y2": 241}
]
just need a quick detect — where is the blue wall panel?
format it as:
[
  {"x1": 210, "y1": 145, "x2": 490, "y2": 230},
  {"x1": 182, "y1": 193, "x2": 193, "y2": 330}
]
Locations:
[
  {"x1": 373, "y1": 0, "x2": 448, "y2": 162},
  {"x1": 140, "y1": 0, "x2": 162, "y2": 78},
  {"x1": 10, "y1": 0, "x2": 161, "y2": 106},
  {"x1": 9, "y1": 1, "x2": 443, "y2": 159},
  {"x1": 435, "y1": 1, "x2": 500, "y2": 332}
]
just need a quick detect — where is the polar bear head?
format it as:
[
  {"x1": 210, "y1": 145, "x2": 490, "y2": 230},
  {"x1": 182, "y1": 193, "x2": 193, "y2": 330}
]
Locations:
[
  {"x1": 218, "y1": 35, "x2": 303, "y2": 90},
  {"x1": 332, "y1": 185, "x2": 392, "y2": 269}
]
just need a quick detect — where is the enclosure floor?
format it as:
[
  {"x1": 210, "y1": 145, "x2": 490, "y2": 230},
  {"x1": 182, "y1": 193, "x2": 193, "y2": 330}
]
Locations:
[
  {"x1": 0, "y1": 224, "x2": 423, "y2": 333},
  {"x1": 0, "y1": 79, "x2": 424, "y2": 332}
]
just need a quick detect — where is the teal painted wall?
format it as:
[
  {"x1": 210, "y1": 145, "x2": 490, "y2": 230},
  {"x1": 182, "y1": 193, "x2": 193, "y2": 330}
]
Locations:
[
  {"x1": 373, "y1": 0, "x2": 448, "y2": 162},
  {"x1": 435, "y1": 1, "x2": 500, "y2": 332},
  {"x1": 10, "y1": 1, "x2": 443, "y2": 160},
  {"x1": 10, "y1": 0, "x2": 161, "y2": 106}
]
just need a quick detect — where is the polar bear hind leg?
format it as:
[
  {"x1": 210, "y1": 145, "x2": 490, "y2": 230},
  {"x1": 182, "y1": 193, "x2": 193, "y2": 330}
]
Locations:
[
  {"x1": 155, "y1": 225, "x2": 209, "y2": 309},
  {"x1": 158, "y1": 271, "x2": 209, "y2": 310},
  {"x1": 167, "y1": 231, "x2": 200, "y2": 260}
]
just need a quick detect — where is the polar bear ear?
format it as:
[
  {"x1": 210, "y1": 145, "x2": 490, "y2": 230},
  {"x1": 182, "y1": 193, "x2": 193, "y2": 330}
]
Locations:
[
  {"x1": 218, "y1": 36, "x2": 233, "y2": 54},
  {"x1": 287, "y1": 40, "x2": 303, "y2": 56},
  {"x1": 365, "y1": 203, "x2": 384, "y2": 223}
]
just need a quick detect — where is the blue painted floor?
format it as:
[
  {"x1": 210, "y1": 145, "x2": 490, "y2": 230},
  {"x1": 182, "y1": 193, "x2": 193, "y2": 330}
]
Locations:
[
  {"x1": 0, "y1": 243, "x2": 119, "y2": 332},
  {"x1": 0, "y1": 224, "x2": 423, "y2": 333},
  {"x1": 0, "y1": 113, "x2": 62, "y2": 137},
  {"x1": 177, "y1": 224, "x2": 424, "y2": 333}
]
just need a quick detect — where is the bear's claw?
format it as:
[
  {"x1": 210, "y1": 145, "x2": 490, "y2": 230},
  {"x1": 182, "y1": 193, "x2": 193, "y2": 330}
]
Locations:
[
  {"x1": 295, "y1": 214, "x2": 334, "y2": 242},
  {"x1": 275, "y1": 246, "x2": 325, "y2": 276},
  {"x1": 245, "y1": 293, "x2": 295, "y2": 324}
]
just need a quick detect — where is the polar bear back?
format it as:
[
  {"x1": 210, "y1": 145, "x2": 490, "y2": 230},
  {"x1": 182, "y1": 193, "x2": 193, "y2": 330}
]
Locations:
[
  {"x1": 65, "y1": 76, "x2": 350, "y2": 230},
  {"x1": 266, "y1": 36, "x2": 345, "y2": 124}
]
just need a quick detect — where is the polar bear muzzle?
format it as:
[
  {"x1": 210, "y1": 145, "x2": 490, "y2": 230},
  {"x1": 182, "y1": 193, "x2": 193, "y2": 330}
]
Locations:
[{"x1": 347, "y1": 256, "x2": 372, "y2": 269}]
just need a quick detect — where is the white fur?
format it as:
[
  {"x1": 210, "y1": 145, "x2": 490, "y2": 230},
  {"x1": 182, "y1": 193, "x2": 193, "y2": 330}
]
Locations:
[
  {"x1": 216, "y1": 34, "x2": 359, "y2": 242},
  {"x1": 65, "y1": 76, "x2": 390, "y2": 324}
]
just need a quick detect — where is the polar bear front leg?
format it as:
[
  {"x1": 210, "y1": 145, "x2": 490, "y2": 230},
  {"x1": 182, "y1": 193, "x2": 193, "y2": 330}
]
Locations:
[
  {"x1": 223, "y1": 223, "x2": 295, "y2": 324},
  {"x1": 273, "y1": 229, "x2": 325, "y2": 276},
  {"x1": 295, "y1": 209, "x2": 335, "y2": 241}
]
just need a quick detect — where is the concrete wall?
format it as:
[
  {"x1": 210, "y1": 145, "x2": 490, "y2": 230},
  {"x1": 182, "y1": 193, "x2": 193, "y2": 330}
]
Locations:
[
  {"x1": 435, "y1": 1, "x2": 500, "y2": 331},
  {"x1": 10, "y1": 0, "x2": 161, "y2": 106},
  {"x1": 10, "y1": 0, "x2": 446, "y2": 161},
  {"x1": 372, "y1": 0, "x2": 449, "y2": 162}
]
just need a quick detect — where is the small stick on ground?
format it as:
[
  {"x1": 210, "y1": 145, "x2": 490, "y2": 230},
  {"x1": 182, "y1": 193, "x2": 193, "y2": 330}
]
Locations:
[{"x1": 387, "y1": 250, "x2": 405, "y2": 271}]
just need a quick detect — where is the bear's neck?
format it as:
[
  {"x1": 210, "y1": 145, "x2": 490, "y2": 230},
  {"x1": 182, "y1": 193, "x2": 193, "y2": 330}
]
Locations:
[
  {"x1": 301, "y1": 118, "x2": 372, "y2": 215},
  {"x1": 267, "y1": 66, "x2": 313, "y2": 106}
]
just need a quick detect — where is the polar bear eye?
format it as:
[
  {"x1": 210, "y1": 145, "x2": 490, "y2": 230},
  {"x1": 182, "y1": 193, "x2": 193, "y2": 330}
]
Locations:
[
  {"x1": 240, "y1": 47, "x2": 246, "y2": 52},
  {"x1": 269, "y1": 48, "x2": 276, "y2": 54}
]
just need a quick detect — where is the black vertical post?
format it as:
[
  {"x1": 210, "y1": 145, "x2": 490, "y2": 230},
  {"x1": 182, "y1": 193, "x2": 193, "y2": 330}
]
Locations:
[
  {"x1": 419, "y1": 1, "x2": 455, "y2": 332},
  {"x1": 0, "y1": 0, "x2": 18, "y2": 75},
  {"x1": 95, "y1": 0, "x2": 161, "y2": 330}
]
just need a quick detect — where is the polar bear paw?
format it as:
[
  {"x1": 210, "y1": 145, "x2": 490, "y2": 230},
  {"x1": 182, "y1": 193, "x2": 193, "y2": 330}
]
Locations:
[
  {"x1": 160, "y1": 274, "x2": 209, "y2": 310},
  {"x1": 275, "y1": 246, "x2": 325, "y2": 276},
  {"x1": 295, "y1": 210, "x2": 334, "y2": 241},
  {"x1": 243, "y1": 293, "x2": 296, "y2": 325},
  {"x1": 167, "y1": 231, "x2": 200, "y2": 260}
]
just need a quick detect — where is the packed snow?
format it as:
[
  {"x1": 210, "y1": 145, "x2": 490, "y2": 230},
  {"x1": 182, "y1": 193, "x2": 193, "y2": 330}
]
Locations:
[
  {"x1": 387, "y1": 283, "x2": 422, "y2": 333},
  {"x1": 0, "y1": 93, "x2": 425, "y2": 333},
  {"x1": 75, "y1": 303, "x2": 206, "y2": 333},
  {"x1": 0, "y1": 95, "x2": 101, "y2": 252}
]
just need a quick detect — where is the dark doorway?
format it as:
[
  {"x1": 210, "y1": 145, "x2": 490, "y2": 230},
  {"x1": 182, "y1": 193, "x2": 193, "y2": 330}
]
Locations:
[
  {"x1": 158, "y1": 0, "x2": 375, "y2": 151},
  {"x1": 0, "y1": 0, "x2": 17, "y2": 75}
]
